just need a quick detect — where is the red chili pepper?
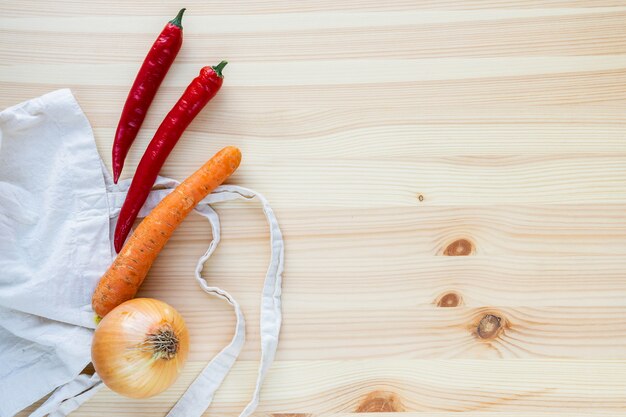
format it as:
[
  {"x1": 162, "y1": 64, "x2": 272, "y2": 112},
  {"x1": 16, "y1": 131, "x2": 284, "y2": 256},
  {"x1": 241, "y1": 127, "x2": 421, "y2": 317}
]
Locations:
[
  {"x1": 111, "y1": 8, "x2": 186, "y2": 184},
  {"x1": 114, "y1": 62, "x2": 228, "y2": 252}
]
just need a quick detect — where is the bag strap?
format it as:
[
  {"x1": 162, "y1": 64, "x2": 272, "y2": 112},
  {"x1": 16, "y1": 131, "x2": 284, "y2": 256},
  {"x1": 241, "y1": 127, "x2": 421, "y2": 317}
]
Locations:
[
  {"x1": 29, "y1": 374, "x2": 103, "y2": 417},
  {"x1": 33, "y1": 182, "x2": 284, "y2": 417},
  {"x1": 167, "y1": 185, "x2": 284, "y2": 417}
]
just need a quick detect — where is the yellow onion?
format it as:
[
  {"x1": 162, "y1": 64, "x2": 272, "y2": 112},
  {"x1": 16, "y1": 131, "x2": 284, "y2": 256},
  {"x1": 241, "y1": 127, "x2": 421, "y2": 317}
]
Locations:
[{"x1": 91, "y1": 298, "x2": 189, "y2": 398}]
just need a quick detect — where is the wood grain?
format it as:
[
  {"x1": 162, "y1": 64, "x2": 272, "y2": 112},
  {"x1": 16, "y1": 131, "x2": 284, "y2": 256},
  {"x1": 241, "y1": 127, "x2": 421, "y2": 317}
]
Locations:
[
  {"x1": 19, "y1": 360, "x2": 626, "y2": 416},
  {"x1": 3, "y1": 0, "x2": 626, "y2": 415}
]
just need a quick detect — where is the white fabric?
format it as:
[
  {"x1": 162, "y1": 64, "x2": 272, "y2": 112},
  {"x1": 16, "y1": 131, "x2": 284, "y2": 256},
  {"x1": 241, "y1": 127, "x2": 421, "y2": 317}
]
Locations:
[
  {"x1": 29, "y1": 374, "x2": 103, "y2": 417},
  {"x1": 0, "y1": 90, "x2": 284, "y2": 417}
]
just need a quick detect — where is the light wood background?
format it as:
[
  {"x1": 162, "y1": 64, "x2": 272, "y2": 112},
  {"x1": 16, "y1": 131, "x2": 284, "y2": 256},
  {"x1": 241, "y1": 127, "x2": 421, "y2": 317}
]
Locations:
[{"x1": 4, "y1": 0, "x2": 626, "y2": 415}]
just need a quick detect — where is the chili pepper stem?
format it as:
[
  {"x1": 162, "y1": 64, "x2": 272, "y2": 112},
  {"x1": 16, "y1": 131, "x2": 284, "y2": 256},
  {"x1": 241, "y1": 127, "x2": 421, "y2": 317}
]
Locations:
[
  {"x1": 169, "y1": 8, "x2": 186, "y2": 28},
  {"x1": 212, "y1": 61, "x2": 228, "y2": 78}
]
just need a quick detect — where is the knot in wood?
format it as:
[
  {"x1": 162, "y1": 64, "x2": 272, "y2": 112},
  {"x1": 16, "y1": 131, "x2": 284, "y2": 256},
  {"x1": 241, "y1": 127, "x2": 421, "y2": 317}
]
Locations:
[
  {"x1": 443, "y1": 238, "x2": 474, "y2": 256},
  {"x1": 476, "y1": 314, "x2": 503, "y2": 339},
  {"x1": 436, "y1": 292, "x2": 462, "y2": 307},
  {"x1": 356, "y1": 391, "x2": 404, "y2": 412}
]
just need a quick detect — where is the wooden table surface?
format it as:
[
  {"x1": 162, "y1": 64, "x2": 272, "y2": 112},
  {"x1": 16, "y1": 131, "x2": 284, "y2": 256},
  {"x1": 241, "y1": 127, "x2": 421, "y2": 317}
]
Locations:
[{"x1": 4, "y1": 1, "x2": 626, "y2": 415}]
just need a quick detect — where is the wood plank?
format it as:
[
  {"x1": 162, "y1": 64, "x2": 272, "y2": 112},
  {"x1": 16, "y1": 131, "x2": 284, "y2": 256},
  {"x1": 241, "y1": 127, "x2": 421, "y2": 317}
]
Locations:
[
  {"x1": 18, "y1": 360, "x2": 626, "y2": 416},
  {"x1": 3, "y1": 64, "x2": 626, "y2": 120},
  {"x1": 3, "y1": 8, "x2": 626, "y2": 34},
  {"x1": 3, "y1": 9, "x2": 626, "y2": 62},
  {"x1": 5, "y1": 1, "x2": 626, "y2": 16},
  {"x1": 92, "y1": 125, "x2": 626, "y2": 158},
  {"x1": 4, "y1": 58, "x2": 626, "y2": 88},
  {"x1": 141, "y1": 157, "x2": 626, "y2": 207},
  {"x1": 162, "y1": 304, "x2": 626, "y2": 360}
]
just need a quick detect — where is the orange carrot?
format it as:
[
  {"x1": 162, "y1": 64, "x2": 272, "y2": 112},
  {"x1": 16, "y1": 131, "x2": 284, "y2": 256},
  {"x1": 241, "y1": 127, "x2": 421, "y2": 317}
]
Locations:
[{"x1": 93, "y1": 146, "x2": 242, "y2": 317}]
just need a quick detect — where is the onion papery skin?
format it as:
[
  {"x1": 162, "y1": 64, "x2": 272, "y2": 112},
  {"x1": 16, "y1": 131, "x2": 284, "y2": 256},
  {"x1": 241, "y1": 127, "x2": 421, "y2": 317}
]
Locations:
[{"x1": 91, "y1": 298, "x2": 189, "y2": 398}]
